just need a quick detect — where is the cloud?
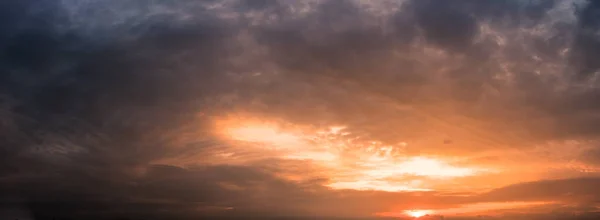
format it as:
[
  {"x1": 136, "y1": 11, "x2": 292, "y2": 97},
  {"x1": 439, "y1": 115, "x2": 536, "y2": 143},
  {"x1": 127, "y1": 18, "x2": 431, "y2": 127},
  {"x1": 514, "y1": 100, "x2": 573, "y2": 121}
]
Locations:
[
  {"x1": 477, "y1": 177, "x2": 600, "y2": 204},
  {"x1": 2, "y1": 0, "x2": 600, "y2": 219}
]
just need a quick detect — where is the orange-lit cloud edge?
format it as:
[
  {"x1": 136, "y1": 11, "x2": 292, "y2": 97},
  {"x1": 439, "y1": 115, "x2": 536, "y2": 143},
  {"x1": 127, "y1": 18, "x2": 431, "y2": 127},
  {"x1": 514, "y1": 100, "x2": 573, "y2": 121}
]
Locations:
[{"x1": 194, "y1": 113, "x2": 594, "y2": 217}]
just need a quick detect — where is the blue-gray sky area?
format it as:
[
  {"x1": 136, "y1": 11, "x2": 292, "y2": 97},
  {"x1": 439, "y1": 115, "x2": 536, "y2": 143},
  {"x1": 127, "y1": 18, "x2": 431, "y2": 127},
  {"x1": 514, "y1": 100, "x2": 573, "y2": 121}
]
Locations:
[{"x1": 2, "y1": 0, "x2": 600, "y2": 219}]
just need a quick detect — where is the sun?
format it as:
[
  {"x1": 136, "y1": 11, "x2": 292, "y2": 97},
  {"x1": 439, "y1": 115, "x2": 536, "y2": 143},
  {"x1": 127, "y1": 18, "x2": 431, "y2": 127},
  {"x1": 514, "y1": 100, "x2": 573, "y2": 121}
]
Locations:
[{"x1": 405, "y1": 210, "x2": 433, "y2": 218}]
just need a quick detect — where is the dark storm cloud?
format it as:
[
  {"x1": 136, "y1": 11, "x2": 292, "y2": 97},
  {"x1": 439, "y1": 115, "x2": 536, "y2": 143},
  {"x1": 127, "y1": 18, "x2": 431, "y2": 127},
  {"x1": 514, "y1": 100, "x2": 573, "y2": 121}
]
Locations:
[
  {"x1": 571, "y1": 0, "x2": 600, "y2": 79},
  {"x1": 410, "y1": 0, "x2": 479, "y2": 52},
  {"x1": 0, "y1": 0, "x2": 232, "y2": 150},
  {"x1": 2, "y1": 0, "x2": 600, "y2": 220},
  {"x1": 0, "y1": 0, "x2": 239, "y2": 219}
]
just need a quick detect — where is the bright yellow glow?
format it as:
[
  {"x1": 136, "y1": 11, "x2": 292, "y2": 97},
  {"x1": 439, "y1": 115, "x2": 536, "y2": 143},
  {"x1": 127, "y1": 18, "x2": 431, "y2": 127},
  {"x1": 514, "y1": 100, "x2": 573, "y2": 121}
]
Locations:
[
  {"x1": 405, "y1": 210, "x2": 433, "y2": 218},
  {"x1": 216, "y1": 116, "x2": 304, "y2": 148},
  {"x1": 327, "y1": 180, "x2": 432, "y2": 192},
  {"x1": 366, "y1": 157, "x2": 476, "y2": 178},
  {"x1": 331, "y1": 157, "x2": 480, "y2": 192},
  {"x1": 227, "y1": 124, "x2": 301, "y2": 145},
  {"x1": 214, "y1": 115, "x2": 488, "y2": 193}
]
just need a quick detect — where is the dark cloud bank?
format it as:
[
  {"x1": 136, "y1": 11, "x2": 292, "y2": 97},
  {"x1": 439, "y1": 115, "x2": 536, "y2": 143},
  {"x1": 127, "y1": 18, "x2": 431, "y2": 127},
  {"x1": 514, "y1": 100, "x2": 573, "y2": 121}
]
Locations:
[{"x1": 2, "y1": 0, "x2": 600, "y2": 219}]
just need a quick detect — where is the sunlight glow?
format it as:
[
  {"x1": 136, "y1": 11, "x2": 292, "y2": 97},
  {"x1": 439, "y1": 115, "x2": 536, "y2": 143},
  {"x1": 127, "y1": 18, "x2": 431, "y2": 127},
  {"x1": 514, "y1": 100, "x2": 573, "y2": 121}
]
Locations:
[
  {"x1": 217, "y1": 116, "x2": 304, "y2": 148},
  {"x1": 215, "y1": 115, "x2": 488, "y2": 193},
  {"x1": 390, "y1": 157, "x2": 476, "y2": 178},
  {"x1": 327, "y1": 180, "x2": 432, "y2": 192},
  {"x1": 377, "y1": 201, "x2": 556, "y2": 218},
  {"x1": 227, "y1": 124, "x2": 300, "y2": 144},
  {"x1": 405, "y1": 210, "x2": 433, "y2": 218}
]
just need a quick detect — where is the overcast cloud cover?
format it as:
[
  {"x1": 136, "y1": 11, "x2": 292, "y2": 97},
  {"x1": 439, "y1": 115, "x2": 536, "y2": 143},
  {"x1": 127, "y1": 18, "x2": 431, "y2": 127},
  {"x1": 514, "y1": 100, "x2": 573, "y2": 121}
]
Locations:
[{"x1": 2, "y1": 0, "x2": 600, "y2": 219}]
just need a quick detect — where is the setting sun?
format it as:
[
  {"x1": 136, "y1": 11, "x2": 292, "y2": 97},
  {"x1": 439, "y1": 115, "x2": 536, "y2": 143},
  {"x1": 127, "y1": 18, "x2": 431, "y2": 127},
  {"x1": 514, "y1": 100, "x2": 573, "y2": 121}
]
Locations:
[{"x1": 405, "y1": 210, "x2": 433, "y2": 218}]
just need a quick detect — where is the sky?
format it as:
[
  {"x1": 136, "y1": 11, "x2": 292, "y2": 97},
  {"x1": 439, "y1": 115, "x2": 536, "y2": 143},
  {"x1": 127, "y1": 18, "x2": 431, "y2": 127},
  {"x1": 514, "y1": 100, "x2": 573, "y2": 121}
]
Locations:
[{"x1": 2, "y1": 0, "x2": 600, "y2": 219}]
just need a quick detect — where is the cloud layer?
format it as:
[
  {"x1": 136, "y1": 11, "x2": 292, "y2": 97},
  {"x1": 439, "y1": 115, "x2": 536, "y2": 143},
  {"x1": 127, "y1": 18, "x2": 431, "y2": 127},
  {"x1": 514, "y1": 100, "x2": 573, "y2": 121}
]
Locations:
[{"x1": 2, "y1": 0, "x2": 600, "y2": 219}]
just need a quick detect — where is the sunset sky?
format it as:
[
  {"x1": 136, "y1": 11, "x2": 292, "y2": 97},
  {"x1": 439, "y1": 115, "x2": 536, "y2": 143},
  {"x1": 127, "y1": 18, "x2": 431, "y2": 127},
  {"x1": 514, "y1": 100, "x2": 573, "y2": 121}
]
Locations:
[{"x1": 2, "y1": 0, "x2": 600, "y2": 220}]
